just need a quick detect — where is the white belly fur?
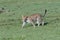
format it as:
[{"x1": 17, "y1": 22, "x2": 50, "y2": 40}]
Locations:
[{"x1": 26, "y1": 19, "x2": 31, "y2": 23}]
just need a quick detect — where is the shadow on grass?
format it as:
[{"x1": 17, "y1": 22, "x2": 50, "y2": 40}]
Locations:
[
  {"x1": 22, "y1": 22, "x2": 48, "y2": 28},
  {"x1": 35, "y1": 22, "x2": 48, "y2": 26}
]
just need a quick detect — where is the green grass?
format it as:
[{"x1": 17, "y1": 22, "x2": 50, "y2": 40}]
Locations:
[{"x1": 0, "y1": 0, "x2": 60, "y2": 40}]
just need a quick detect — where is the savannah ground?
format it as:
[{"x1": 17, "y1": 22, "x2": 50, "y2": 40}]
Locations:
[{"x1": 0, "y1": 0, "x2": 60, "y2": 40}]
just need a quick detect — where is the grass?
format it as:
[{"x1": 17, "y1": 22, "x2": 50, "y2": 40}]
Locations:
[{"x1": 0, "y1": 0, "x2": 60, "y2": 40}]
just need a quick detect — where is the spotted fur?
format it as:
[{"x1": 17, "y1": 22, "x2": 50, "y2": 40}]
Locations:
[{"x1": 22, "y1": 9, "x2": 47, "y2": 28}]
